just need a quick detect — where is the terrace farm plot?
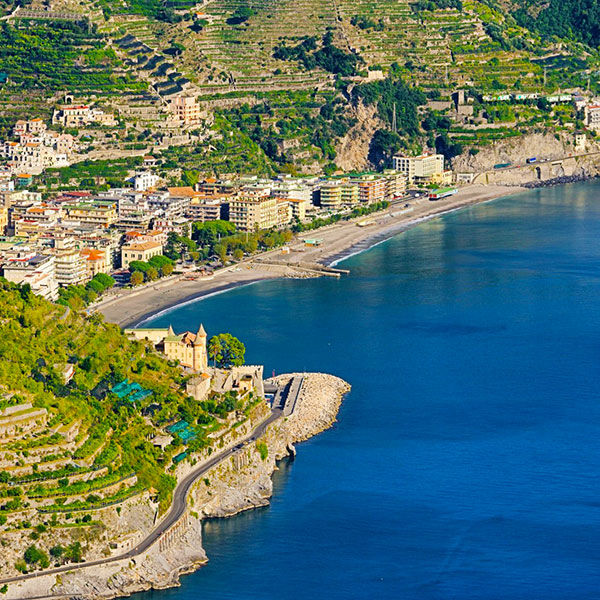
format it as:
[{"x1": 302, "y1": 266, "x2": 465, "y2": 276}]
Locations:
[
  {"x1": 0, "y1": 281, "x2": 266, "y2": 575},
  {"x1": 0, "y1": 20, "x2": 146, "y2": 100}
]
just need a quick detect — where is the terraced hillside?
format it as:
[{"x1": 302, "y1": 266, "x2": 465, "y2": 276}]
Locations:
[
  {"x1": 6, "y1": 0, "x2": 595, "y2": 99},
  {"x1": 1, "y1": 0, "x2": 599, "y2": 175},
  {"x1": 129, "y1": 0, "x2": 596, "y2": 94},
  {"x1": 0, "y1": 281, "x2": 267, "y2": 576}
]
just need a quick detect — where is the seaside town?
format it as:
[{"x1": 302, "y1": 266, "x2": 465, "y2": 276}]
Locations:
[
  {"x1": 1, "y1": 0, "x2": 600, "y2": 596},
  {"x1": 0, "y1": 112, "x2": 456, "y2": 301},
  {"x1": 4, "y1": 86, "x2": 600, "y2": 303}
]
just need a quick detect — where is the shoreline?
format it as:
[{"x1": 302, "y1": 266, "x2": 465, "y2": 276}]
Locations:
[{"x1": 96, "y1": 183, "x2": 526, "y2": 327}]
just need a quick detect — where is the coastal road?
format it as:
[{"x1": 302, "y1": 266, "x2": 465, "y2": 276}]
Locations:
[{"x1": 0, "y1": 409, "x2": 282, "y2": 586}]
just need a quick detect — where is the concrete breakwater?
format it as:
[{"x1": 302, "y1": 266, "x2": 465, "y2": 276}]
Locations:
[{"x1": 3, "y1": 373, "x2": 350, "y2": 600}]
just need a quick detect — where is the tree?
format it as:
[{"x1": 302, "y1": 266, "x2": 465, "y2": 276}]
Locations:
[
  {"x1": 214, "y1": 243, "x2": 228, "y2": 263},
  {"x1": 130, "y1": 271, "x2": 144, "y2": 286},
  {"x1": 208, "y1": 334, "x2": 245, "y2": 368},
  {"x1": 129, "y1": 261, "x2": 149, "y2": 274},
  {"x1": 368, "y1": 129, "x2": 402, "y2": 168},
  {"x1": 24, "y1": 545, "x2": 48, "y2": 568},
  {"x1": 192, "y1": 220, "x2": 236, "y2": 250},
  {"x1": 93, "y1": 273, "x2": 115, "y2": 290},
  {"x1": 161, "y1": 263, "x2": 174, "y2": 277},
  {"x1": 227, "y1": 5, "x2": 254, "y2": 24},
  {"x1": 65, "y1": 542, "x2": 82, "y2": 562},
  {"x1": 146, "y1": 267, "x2": 159, "y2": 281},
  {"x1": 164, "y1": 233, "x2": 197, "y2": 261},
  {"x1": 148, "y1": 255, "x2": 173, "y2": 270},
  {"x1": 86, "y1": 279, "x2": 104, "y2": 294},
  {"x1": 233, "y1": 248, "x2": 244, "y2": 261}
]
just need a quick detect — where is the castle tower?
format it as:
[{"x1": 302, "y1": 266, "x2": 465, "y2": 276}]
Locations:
[{"x1": 193, "y1": 324, "x2": 207, "y2": 371}]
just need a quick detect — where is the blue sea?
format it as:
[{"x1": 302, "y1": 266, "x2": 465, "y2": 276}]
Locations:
[{"x1": 139, "y1": 182, "x2": 600, "y2": 599}]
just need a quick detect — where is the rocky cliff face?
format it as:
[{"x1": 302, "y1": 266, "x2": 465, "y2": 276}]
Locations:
[
  {"x1": 335, "y1": 102, "x2": 384, "y2": 172},
  {"x1": 452, "y1": 131, "x2": 600, "y2": 185},
  {"x1": 452, "y1": 132, "x2": 570, "y2": 173},
  {"x1": 196, "y1": 373, "x2": 350, "y2": 520}
]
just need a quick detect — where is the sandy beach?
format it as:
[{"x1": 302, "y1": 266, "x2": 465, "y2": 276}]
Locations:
[{"x1": 96, "y1": 183, "x2": 525, "y2": 327}]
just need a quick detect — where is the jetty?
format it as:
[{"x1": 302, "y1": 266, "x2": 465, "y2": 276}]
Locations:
[{"x1": 253, "y1": 258, "x2": 349, "y2": 278}]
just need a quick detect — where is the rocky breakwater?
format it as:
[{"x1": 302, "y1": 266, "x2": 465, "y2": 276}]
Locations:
[
  {"x1": 193, "y1": 373, "x2": 350, "y2": 519},
  {"x1": 2, "y1": 373, "x2": 350, "y2": 600}
]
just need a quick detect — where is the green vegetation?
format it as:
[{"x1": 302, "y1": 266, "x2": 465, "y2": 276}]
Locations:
[
  {"x1": 42, "y1": 157, "x2": 144, "y2": 192},
  {"x1": 220, "y1": 91, "x2": 356, "y2": 167},
  {"x1": 227, "y1": 5, "x2": 254, "y2": 25},
  {"x1": 412, "y1": 0, "x2": 463, "y2": 10},
  {"x1": 164, "y1": 233, "x2": 196, "y2": 262},
  {"x1": 58, "y1": 273, "x2": 116, "y2": 309},
  {"x1": 48, "y1": 542, "x2": 82, "y2": 564},
  {"x1": 0, "y1": 280, "x2": 193, "y2": 512},
  {"x1": 129, "y1": 255, "x2": 174, "y2": 282},
  {"x1": 274, "y1": 32, "x2": 363, "y2": 77},
  {"x1": 256, "y1": 441, "x2": 268, "y2": 461},
  {"x1": 354, "y1": 72, "x2": 426, "y2": 137},
  {"x1": 24, "y1": 545, "x2": 49, "y2": 569},
  {"x1": 0, "y1": 22, "x2": 145, "y2": 94},
  {"x1": 514, "y1": 0, "x2": 600, "y2": 46},
  {"x1": 0, "y1": 276, "x2": 266, "y2": 576},
  {"x1": 208, "y1": 334, "x2": 245, "y2": 369}
]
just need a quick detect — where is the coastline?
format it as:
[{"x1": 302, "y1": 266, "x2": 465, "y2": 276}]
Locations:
[
  {"x1": 96, "y1": 183, "x2": 526, "y2": 328},
  {"x1": 3, "y1": 373, "x2": 350, "y2": 600}
]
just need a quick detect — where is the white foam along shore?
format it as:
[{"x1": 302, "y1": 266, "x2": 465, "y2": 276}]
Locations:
[{"x1": 97, "y1": 183, "x2": 525, "y2": 328}]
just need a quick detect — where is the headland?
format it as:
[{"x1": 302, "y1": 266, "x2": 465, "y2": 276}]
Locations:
[{"x1": 1, "y1": 373, "x2": 350, "y2": 600}]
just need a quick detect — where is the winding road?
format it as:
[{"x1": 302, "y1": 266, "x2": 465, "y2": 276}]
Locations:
[{"x1": 0, "y1": 409, "x2": 282, "y2": 586}]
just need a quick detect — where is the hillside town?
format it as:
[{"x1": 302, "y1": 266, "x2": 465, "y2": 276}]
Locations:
[{"x1": 5, "y1": 78, "x2": 600, "y2": 302}]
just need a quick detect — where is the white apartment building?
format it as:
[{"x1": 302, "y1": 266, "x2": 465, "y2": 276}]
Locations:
[
  {"x1": 133, "y1": 171, "x2": 160, "y2": 192},
  {"x1": 186, "y1": 198, "x2": 222, "y2": 222},
  {"x1": 584, "y1": 104, "x2": 600, "y2": 132},
  {"x1": 52, "y1": 237, "x2": 87, "y2": 287},
  {"x1": 2, "y1": 253, "x2": 58, "y2": 301},
  {"x1": 393, "y1": 153, "x2": 445, "y2": 184}
]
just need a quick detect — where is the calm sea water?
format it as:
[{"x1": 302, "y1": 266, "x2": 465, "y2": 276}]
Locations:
[{"x1": 140, "y1": 182, "x2": 600, "y2": 599}]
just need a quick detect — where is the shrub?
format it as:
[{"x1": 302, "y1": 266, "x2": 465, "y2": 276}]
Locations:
[
  {"x1": 24, "y1": 545, "x2": 49, "y2": 568},
  {"x1": 256, "y1": 441, "x2": 268, "y2": 461}
]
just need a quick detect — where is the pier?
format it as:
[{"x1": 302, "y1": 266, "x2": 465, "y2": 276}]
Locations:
[
  {"x1": 268, "y1": 375, "x2": 304, "y2": 416},
  {"x1": 253, "y1": 258, "x2": 349, "y2": 278}
]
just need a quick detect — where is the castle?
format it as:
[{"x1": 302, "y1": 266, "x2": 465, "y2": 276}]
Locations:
[
  {"x1": 125, "y1": 323, "x2": 264, "y2": 403},
  {"x1": 125, "y1": 324, "x2": 208, "y2": 372}
]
